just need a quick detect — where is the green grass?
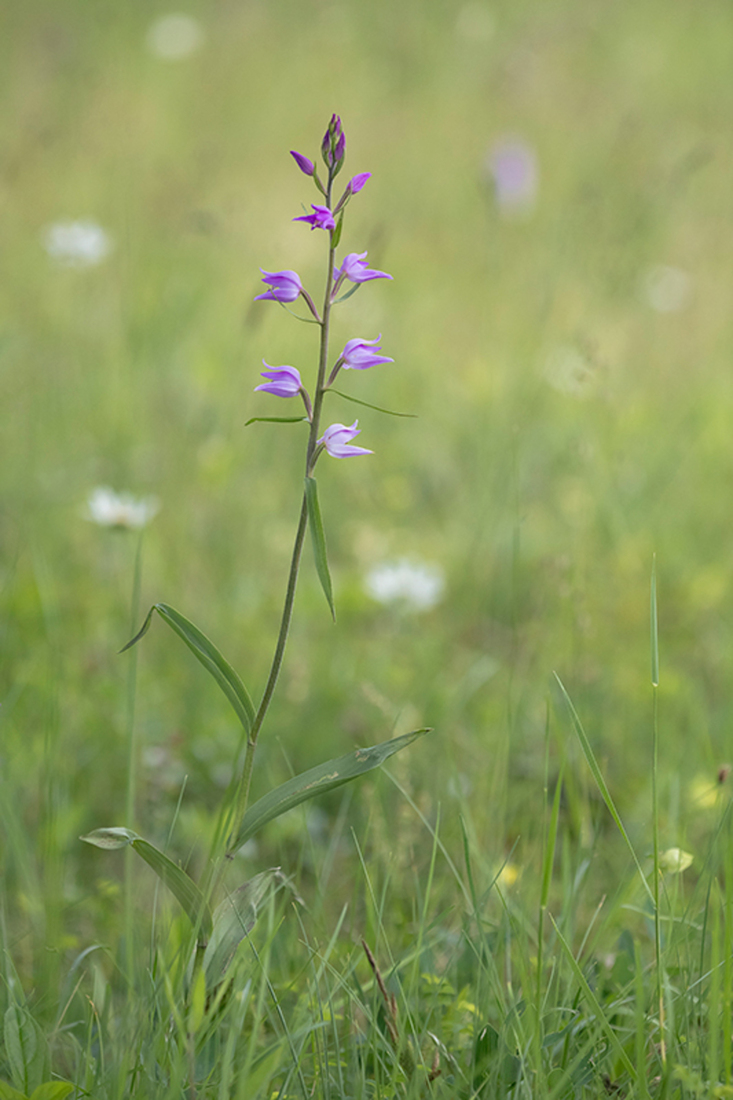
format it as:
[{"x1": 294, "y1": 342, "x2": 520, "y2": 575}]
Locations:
[{"x1": 1, "y1": 0, "x2": 733, "y2": 1095}]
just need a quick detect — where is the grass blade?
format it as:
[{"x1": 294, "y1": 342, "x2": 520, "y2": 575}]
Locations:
[
  {"x1": 229, "y1": 728, "x2": 430, "y2": 853},
  {"x1": 549, "y1": 914, "x2": 637, "y2": 1084},
  {"x1": 305, "y1": 477, "x2": 335, "y2": 620},
  {"x1": 120, "y1": 603, "x2": 255, "y2": 734},
  {"x1": 554, "y1": 673, "x2": 654, "y2": 906}
]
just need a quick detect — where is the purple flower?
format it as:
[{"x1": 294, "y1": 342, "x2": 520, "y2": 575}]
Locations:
[
  {"x1": 347, "y1": 172, "x2": 371, "y2": 195},
  {"x1": 486, "y1": 138, "x2": 538, "y2": 216},
  {"x1": 340, "y1": 336, "x2": 393, "y2": 371},
  {"x1": 334, "y1": 251, "x2": 393, "y2": 286},
  {"x1": 254, "y1": 269, "x2": 303, "y2": 303},
  {"x1": 290, "y1": 150, "x2": 315, "y2": 176},
  {"x1": 255, "y1": 363, "x2": 303, "y2": 398},
  {"x1": 318, "y1": 420, "x2": 373, "y2": 458},
  {"x1": 322, "y1": 114, "x2": 346, "y2": 171},
  {"x1": 293, "y1": 204, "x2": 336, "y2": 231}
]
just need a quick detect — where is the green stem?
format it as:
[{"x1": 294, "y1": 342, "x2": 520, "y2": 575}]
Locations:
[
  {"x1": 124, "y1": 532, "x2": 143, "y2": 984},
  {"x1": 226, "y1": 175, "x2": 337, "y2": 853},
  {"x1": 652, "y1": 683, "x2": 665, "y2": 1063}
]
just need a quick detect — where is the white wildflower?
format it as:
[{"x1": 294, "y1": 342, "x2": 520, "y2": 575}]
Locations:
[
  {"x1": 43, "y1": 221, "x2": 112, "y2": 267},
  {"x1": 146, "y1": 14, "x2": 204, "y2": 60},
  {"x1": 456, "y1": 4, "x2": 495, "y2": 43},
  {"x1": 543, "y1": 345, "x2": 595, "y2": 397},
  {"x1": 85, "y1": 487, "x2": 159, "y2": 530},
  {"x1": 364, "y1": 558, "x2": 445, "y2": 612},
  {"x1": 641, "y1": 265, "x2": 691, "y2": 313}
]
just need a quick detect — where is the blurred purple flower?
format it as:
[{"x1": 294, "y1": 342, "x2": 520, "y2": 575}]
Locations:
[
  {"x1": 486, "y1": 138, "x2": 538, "y2": 216},
  {"x1": 254, "y1": 269, "x2": 303, "y2": 303},
  {"x1": 293, "y1": 204, "x2": 336, "y2": 231},
  {"x1": 347, "y1": 172, "x2": 371, "y2": 195},
  {"x1": 255, "y1": 363, "x2": 303, "y2": 398},
  {"x1": 334, "y1": 251, "x2": 392, "y2": 288},
  {"x1": 290, "y1": 150, "x2": 315, "y2": 176},
  {"x1": 340, "y1": 336, "x2": 393, "y2": 370},
  {"x1": 318, "y1": 420, "x2": 373, "y2": 458}
]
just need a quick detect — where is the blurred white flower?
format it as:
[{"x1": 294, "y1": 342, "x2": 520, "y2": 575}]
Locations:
[
  {"x1": 641, "y1": 264, "x2": 692, "y2": 313},
  {"x1": 364, "y1": 558, "x2": 445, "y2": 612},
  {"x1": 543, "y1": 345, "x2": 595, "y2": 397},
  {"x1": 43, "y1": 220, "x2": 112, "y2": 267},
  {"x1": 146, "y1": 14, "x2": 204, "y2": 60},
  {"x1": 485, "y1": 137, "x2": 538, "y2": 218},
  {"x1": 86, "y1": 487, "x2": 159, "y2": 530},
  {"x1": 456, "y1": 3, "x2": 495, "y2": 42}
]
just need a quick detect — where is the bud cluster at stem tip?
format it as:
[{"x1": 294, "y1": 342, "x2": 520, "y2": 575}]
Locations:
[{"x1": 253, "y1": 115, "x2": 394, "y2": 462}]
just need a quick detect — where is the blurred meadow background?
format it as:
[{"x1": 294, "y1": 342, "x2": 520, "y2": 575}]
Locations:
[{"x1": 2, "y1": 0, "x2": 733, "y2": 1095}]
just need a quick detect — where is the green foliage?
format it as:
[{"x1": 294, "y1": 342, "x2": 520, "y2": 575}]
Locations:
[
  {"x1": 231, "y1": 727, "x2": 430, "y2": 851},
  {"x1": 304, "y1": 477, "x2": 335, "y2": 620},
  {"x1": 2, "y1": 1008, "x2": 48, "y2": 1098},
  {"x1": 80, "y1": 827, "x2": 213, "y2": 939},
  {"x1": 121, "y1": 602, "x2": 255, "y2": 733}
]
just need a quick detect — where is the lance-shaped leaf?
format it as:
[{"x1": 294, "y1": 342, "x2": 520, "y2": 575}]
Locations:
[
  {"x1": 245, "y1": 416, "x2": 308, "y2": 427},
  {"x1": 329, "y1": 390, "x2": 417, "y2": 418},
  {"x1": 204, "y1": 868, "x2": 281, "y2": 985},
  {"x1": 229, "y1": 728, "x2": 429, "y2": 854},
  {"x1": 81, "y1": 828, "x2": 212, "y2": 939},
  {"x1": 120, "y1": 603, "x2": 255, "y2": 734},
  {"x1": 305, "y1": 477, "x2": 335, "y2": 620}
]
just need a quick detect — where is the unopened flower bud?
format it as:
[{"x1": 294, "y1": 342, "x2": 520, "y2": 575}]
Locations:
[
  {"x1": 290, "y1": 150, "x2": 315, "y2": 176},
  {"x1": 321, "y1": 114, "x2": 346, "y2": 173}
]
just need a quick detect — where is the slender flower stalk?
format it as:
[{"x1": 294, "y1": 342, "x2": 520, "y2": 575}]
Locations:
[{"x1": 229, "y1": 115, "x2": 390, "y2": 849}]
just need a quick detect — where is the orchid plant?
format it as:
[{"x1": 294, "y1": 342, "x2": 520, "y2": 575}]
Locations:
[{"x1": 81, "y1": 115, "x2": 427, "y2": 997}]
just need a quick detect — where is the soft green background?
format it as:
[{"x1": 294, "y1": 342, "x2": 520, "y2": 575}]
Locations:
[{"x1": 1, "y1": 0, "x2": 732, "y2": 960}]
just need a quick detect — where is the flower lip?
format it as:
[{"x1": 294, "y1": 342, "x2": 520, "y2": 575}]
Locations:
[
  {"x1": 340, "y1": 335, "x2": 393, "y2": 371},
  {"x1": 317, "y1": 420, "x2": 373, "y2": 458},
  {"x1": 293, "y1": 205, "x2": 336, "y2": 231},
  {"x1": 254, "y1": 268, "x2": 302, "y2": 302},
  {"x1": 255, "y1": 362, "x2": 303, "y2": 397},
  {"x1": 290, "y1": 150, "x2": 315, "y2": 176},
  {"x1": 334, "y1": 251, "x2": 392, "y2": 285}
]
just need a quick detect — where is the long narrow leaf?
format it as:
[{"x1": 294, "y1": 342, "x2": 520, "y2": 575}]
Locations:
[
  {"x1": 245, "y1": 416, "x2": 307, "y2": 426},
  {"x1": 132, "y1": 839, "x2": 212, "y2": 939},
  {"x1": 81, "y1": 828, "x2": 212, "y2": 938},
  {"x1": 305, "y1": 477, "x2": 335, "y2": 620},
  {"x1": 229, "y1": 728, "x2": 430, "y2": 853},
  {"x1": 329, "y1": 389, "x2": 417, "y2": 418},
  {"x1": 554, "y1": 673, "x2": 654, "y2": 905},
  {"x1": 204, "y1": 869, "x2": 281, "y2": 985},
  {"x1": 120, "y1": 603, "x2": 255, "y2": 734}
]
